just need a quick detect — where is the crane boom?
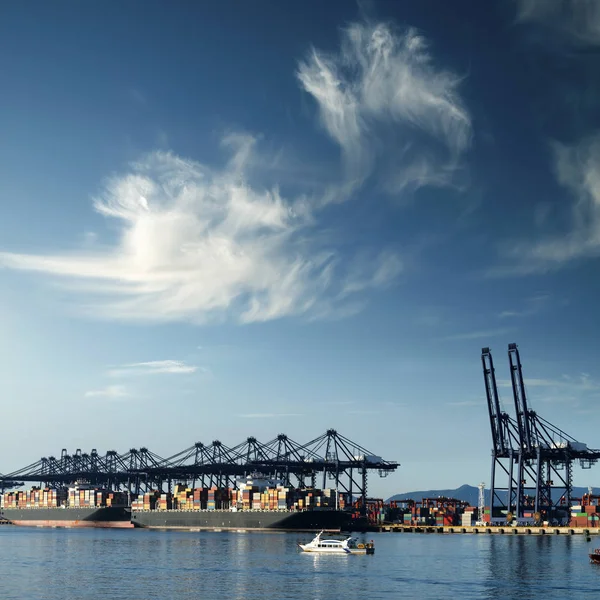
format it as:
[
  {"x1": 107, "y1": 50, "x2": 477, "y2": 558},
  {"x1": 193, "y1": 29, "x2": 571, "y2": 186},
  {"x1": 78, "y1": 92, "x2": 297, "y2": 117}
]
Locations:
[
  {"x1": 481, "y1": 347, "x2": 507, "y2": 455},
  {"x1": 508, "y1": 342, "x2": 534, "y2": 454}
]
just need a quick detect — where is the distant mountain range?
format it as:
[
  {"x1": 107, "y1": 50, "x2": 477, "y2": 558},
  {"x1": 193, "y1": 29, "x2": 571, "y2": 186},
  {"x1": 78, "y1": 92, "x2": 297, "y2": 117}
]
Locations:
[{"x1": 387, "y1": 484, "x2": 594, "y2": 506}]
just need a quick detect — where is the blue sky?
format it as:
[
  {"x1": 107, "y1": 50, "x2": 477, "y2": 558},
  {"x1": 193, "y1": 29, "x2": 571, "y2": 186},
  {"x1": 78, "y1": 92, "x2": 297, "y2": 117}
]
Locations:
[{"x1": 1, "y1": 0, "x2": 600, "y2": 497}]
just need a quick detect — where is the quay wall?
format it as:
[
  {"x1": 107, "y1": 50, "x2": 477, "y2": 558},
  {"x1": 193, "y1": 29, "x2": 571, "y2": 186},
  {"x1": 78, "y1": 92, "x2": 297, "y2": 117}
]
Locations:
[{"x1": 377, "y1": 525, "x2": 599, "y2": 535}]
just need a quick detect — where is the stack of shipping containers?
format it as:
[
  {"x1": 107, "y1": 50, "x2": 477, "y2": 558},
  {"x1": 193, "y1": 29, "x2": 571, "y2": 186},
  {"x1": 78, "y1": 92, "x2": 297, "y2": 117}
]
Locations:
[
  {"x1": 0, "y1": 489, "x2": 67, "y2": 508},
  {"x1": 129, "y1": 485, "x2": 347, "y2": 513},
  {"x1": 461, "y1": 506, "x2": 477, "y2": 526},
  {"x1": 0, "y1": 487, "x2": 126, "y2": 509},
  {"x1": 570, "y1": 494, "x2": 599, "y2": 527}
]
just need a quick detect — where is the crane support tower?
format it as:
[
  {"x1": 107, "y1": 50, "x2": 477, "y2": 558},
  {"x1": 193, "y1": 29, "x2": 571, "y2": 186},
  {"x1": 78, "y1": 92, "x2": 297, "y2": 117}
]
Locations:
[{"x1": 481, "y1": 347, "x2": 522, "y2": 523}]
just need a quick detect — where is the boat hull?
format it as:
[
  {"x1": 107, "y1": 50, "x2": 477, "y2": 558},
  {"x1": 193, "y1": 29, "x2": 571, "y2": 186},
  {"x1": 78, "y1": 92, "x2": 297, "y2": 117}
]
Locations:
[
  {"x1": 0, "y1": 506, "x2": 133, "y2": 528},
  {"x1": 299, "y1": 546, "x2": 370, "y2": 555},
  {"x1": 131, "y1": 509, "x2": 353, "y2": 531}
]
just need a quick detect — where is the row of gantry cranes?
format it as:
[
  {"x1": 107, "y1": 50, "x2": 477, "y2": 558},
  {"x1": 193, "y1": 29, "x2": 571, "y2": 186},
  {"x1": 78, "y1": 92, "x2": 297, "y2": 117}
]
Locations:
[
  {"x1": 0, "y1": 429, "x2": 399, "y2": 514},
  {"x1": 482, "y1": 343, "x2": 600, "y2": 525}
]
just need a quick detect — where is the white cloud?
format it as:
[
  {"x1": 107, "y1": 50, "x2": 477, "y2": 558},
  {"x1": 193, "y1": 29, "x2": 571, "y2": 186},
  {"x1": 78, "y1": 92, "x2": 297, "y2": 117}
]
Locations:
[
  {"x1": 109, "y1": 360, "x2": 198, "y2": 377},
  {"x1": 515, "y1": 0, "x2": 600, "y2": 45},
  {"x1": 446, "y1": 399, "x2": 481, "y2": 407},
  {"x1": 297, "y1": 21, "x2": 471, "y2": 193},
  {"x1": 322, "y1": 400, "x2": 355, "y2": 406},
  {"x1": 340, "y1": 250, "x2": 403, "y2": 295},
  {"x1": 493, "y1": 135, "x2": 600, "y2": 275},
  {"x1": 84, "y1": 385, "x2": 131, "y2": 399},
  {"x1": 440, "y1": 328, "x2": 514, "y2": 341},
  {"x1": 236, "y1": 413, "x2": 304, "y2": 418},
  {"x1": 497, "y1": 374, "x2": 600, "y2": 393},
  {"x1": 0, "y1": 139, "x2": 400, "y2": 323}
]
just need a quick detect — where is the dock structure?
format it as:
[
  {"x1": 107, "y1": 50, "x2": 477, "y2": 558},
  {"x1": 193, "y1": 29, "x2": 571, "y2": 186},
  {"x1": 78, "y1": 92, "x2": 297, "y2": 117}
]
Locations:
[{"x1": 377, "y1": 525, "x2": 600, "y2": 535}]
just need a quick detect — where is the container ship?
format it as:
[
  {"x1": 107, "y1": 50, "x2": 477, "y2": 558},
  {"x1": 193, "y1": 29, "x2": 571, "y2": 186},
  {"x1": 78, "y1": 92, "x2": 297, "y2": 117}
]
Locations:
[
  {"x1": 0, "y1": 486, "x2": 133, "y2": 528},
  {"x1": 131, "y1": 478, "x2": 356, "y2": 531}
]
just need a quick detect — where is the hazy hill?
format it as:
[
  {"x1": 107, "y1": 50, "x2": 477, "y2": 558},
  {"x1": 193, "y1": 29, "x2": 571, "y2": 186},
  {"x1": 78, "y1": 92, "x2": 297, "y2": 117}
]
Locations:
[{"x1": 387, "y1": 484, "x2": 594, "y2": 506}]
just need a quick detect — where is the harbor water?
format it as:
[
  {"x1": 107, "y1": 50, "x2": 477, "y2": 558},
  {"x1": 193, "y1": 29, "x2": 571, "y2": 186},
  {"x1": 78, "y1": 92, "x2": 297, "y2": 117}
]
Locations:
[{"x1": 0, "y1": 527, "x2": 599, "y2": 599}]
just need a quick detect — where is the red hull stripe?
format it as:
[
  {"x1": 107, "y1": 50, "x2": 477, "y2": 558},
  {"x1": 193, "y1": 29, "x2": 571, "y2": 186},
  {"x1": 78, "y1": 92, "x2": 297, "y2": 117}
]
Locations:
[{"x1": 9, "y1": 520, "x2": 134, "y2": 528}]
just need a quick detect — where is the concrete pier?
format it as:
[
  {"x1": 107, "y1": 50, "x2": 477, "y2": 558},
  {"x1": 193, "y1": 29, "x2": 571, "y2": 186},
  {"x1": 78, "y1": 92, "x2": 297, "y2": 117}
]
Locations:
[{"x1": 377, "y1": 525, "x2": 599, "y2": 535}]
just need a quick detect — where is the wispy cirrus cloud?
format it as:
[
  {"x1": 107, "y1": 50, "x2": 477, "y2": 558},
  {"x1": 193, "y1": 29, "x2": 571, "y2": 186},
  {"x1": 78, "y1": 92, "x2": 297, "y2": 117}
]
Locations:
[
  {"x1": 515, "y1": 0, "x2": 600, "y2": 46},
  {"x1": 297, "y1": 21, "x2": 471, "y2": 195},
  {"x1": 84, "y1": 385, "x2": 131, "y2": 399},
  {"x1": 0, "y1": 139, "x2": 400, "y2": 323},
  {"x1": 492, "y1": 135, "x2": 600, "y2": 275},
  {"x1": 504, "y1": 3, "x2": 600, "y2": 275},
  {"x1": 108, "y1": 360, "x2": 198, "y2": 377}
]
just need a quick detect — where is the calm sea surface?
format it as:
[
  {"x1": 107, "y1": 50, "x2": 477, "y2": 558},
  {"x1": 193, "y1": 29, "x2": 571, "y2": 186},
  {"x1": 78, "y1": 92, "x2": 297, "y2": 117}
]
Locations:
[{"x1": 0, "y1": 527, "x2": 599, "y2": 599}]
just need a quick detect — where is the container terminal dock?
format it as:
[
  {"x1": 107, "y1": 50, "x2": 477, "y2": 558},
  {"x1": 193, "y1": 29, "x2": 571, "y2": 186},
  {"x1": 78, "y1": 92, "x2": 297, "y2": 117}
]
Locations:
[
  {"x1": 1, "y1": 343, "x2": 600, "y2": 534},
  {"x1": 0, "y1": 429, "x2": 397, "y2": 531}
]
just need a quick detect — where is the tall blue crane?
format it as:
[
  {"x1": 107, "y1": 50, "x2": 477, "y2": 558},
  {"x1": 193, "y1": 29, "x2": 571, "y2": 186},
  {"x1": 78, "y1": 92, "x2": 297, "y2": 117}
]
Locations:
[
  {"x1": 484, "y1": 343, "x2": 600, "y2": 523},
  {"x1": 481, "y1": 347, "x2": 521, "y2": 522}
]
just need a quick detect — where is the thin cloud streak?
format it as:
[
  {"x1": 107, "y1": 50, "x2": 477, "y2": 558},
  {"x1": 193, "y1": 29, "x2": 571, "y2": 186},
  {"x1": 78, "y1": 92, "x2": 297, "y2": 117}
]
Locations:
[
  {"x1": 446, "y1": 399, "x2": 482, "y2": 407},
  {"x1": 440, "y1": 328, "x2": 514, "y2": 341},
  {"x1": 84, "y1": 385, "x2": 131, "y2": 399},
  {"x1": 236, "y1": 413, "x2": 304, "y2": 418},
  {"x1": 497, "y1": 375, "x2": 600, "y2": 392},
  {"x1": 108, "y1": 360, "x2": 198, "y2": 377},
  {"x1": 498, "y1": 293, "x2": 550, "y2": 319}
]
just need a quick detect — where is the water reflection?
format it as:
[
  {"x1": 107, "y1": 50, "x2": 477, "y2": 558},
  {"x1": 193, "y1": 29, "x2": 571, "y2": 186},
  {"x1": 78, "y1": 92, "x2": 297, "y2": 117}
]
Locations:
[
  {"x1": 484, "y1": 533, "x2": 593, "y2": 599},
  {"x1": 1, "y1": 528, "x2": 599, "y2": 600},
  {"x1": 305, "y1": 551, "x2": 373, "y2": 600}
]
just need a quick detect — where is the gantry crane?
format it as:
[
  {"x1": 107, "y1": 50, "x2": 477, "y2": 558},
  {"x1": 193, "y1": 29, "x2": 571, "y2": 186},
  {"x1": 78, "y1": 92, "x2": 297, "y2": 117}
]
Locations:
[{"x1": 483, "y1": 343, "x2": 600, "y2": 524}]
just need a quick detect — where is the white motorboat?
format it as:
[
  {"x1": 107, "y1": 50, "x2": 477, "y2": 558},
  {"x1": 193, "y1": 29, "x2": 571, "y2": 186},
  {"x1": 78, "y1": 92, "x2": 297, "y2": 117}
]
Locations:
[{"x1": 298, "y1": 531, "x2": 374, "y2": 555}]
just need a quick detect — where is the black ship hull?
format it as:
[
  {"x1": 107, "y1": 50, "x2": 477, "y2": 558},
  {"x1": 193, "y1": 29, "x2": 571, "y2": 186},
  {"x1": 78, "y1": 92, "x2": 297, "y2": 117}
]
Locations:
[{"x1": 132, "y1": 509, "x2": 353, "y2": 531}]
